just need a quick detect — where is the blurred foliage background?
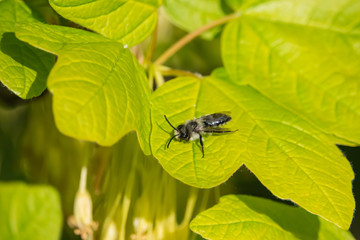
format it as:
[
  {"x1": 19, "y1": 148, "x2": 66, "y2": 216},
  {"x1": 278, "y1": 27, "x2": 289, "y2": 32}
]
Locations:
[{"x1": 0, "y1": 2, "x2": 359, "y2": 240}]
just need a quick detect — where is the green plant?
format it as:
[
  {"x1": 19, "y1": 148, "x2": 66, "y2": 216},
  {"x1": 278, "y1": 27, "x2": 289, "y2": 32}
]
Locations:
[{"x1": 0, "y1": 0, "x2": 359, "y2": 239}]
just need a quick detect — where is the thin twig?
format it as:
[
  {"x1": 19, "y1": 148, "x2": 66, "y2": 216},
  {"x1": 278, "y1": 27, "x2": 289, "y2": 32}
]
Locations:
[
  {"x1": 160, "y1": 68, "x2": 202, "y2": 79},
  {"x1": 154, "y1": 12, "x2": 240, "y2": 65},
  {"x1": 144, "y1": 17, "x2": 158, "y2": 65}
]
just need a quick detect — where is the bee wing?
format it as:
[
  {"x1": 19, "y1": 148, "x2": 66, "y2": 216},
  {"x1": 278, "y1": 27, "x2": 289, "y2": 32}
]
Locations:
[
  {"x1": 202, "y1": 111, "x2": 232, "y2": 117},
  {"x1": 196, "y1": 111, "x2": 231, "y2": 119},
  {"x1": 199, "y1": 112, "x2": 233, "y2": 128}
]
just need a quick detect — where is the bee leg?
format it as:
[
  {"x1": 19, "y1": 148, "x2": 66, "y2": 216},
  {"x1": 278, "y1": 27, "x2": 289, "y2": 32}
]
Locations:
[{"x1": 199, "y1": 134, "x2": 205, "y2": 158}]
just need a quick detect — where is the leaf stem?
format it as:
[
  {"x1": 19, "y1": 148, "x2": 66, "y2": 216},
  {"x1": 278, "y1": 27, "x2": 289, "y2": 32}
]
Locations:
[
  {"x1": 148, "y1": 66, "x2": 155, "y2": 89},
  {"x1": 154, "y1": 67, "x2": 165, "y2": 87},
  {"x1": 144, "y1": 16, "x2": 158, "y2": 65},
  {"x1": 159, "y1": 66, "x2": 202, "y2": 79},
  {"x1": 154, "y1": 12, "x2": 240, "y2": 65}
]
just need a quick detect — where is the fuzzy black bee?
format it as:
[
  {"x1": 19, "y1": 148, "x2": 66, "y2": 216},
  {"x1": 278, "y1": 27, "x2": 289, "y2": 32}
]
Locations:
[{"x1": 164, "y1": 113, "x2": 237, "y2": 158}]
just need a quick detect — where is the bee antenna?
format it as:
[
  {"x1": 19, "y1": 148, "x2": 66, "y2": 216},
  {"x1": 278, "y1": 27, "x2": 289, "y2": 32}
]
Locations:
[
  {"x1": 164, "y1": 115, "x2": 177, "y2": 130},
  {"x1": 167, "y1": 135, "x2": 177, "y2": 148}
]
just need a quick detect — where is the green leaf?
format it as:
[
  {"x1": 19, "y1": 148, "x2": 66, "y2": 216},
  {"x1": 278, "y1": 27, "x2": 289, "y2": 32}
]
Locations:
[
  {"x1": 49, "y1": 0, "x2": 160, "y2": 46},
  {"x1": 0, "y1": 182, "x2": 62, "y2": 240},
  {"x1": 221, "y1": 0, "x2": 360, "y2": 145},
  {"x1": 0, "y1": 0, "x2": 55, "y2": 99},
  {"x1": 190, "y1": 195, "x2": 355, "y2": 240},
  {"x1": 151, "y1": 72, "x2": 354, "y2": 228},
  {"x1": 0, "y1": 33, "x2": 55, "y2": 99},
  {"x1": 164, "y1": 0, "x2": 226, "y2": 39},
  {"x1": 224, "y1": 0, "x2": 262, "y2": 11},
  {"x1": 16, "y1": 22, "x2": 151, "y2": 152},
  {"x1": 0, "y1": 0, "x2": 36, "y2": 33},
  {"x1": 151, "y1": 76, "x2": 245, "y2": 188},
  {"x1": 15, "y1": 22, "x2": 113, "y2": 54},
  {"x1": 224, "y1": 0, "x2": 241, "y2": 10}
]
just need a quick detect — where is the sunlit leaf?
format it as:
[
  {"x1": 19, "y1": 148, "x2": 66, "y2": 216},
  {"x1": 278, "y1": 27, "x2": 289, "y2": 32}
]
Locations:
[
  {"x1": 0, "y1": 0, "x2": 54, "y2": 99},
  {"x1": 0, "y1": 182, "x2": 62, "y2": 240},
  {"x1": 16, "y1": 22, "x2": 151, "y2": 153},
  {"x1": 224, "y1": 0, "x2": 243, "y2": 10},
  {"x1": 0, "y1": 0, "x2": 36, "y2": 33},
  {"x1": 190, "y1": 195, "x2": 355, "y2": 240},
  {"x1": 15, "y1": 22, "x2": 112, "y2": 54},
  {"x1": 49, "y1": 0, "x2": 161, "y2": 46},
  {"x1": 151, "y1": 71, "x2": 354, "y2": 228},
  {"x1": 151, "y1": 76, "x2": 245, "y2": 188},
  {"x1": 164, "y1": 0, "x2": 226, "y2": 39},
  {"x1": 221, "y1": 0, "x2": 360, "y2": 144}
]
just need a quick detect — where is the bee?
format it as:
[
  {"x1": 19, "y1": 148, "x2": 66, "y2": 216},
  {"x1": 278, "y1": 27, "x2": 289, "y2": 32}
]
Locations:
[{"x1": 164, "y1": 113, "x2": 237, "y2": 158}]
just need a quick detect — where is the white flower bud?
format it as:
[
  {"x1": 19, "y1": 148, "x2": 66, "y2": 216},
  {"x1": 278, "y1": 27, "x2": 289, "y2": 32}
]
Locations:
[{"x1": 68, "y1": 167, "x2": 97, "y2": 240}]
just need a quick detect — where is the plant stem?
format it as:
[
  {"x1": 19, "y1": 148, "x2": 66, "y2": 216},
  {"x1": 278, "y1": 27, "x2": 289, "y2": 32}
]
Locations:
[
  {"x1": 154, "y1": 67, "x2": 165, "y2": 87},
  {"x1": 144, "y1": 17, "x2": 158, "y2": 65},
  {"x1": 160, "y1": 67, "x2": 202, "y2": 79},
  {"x1": 154, "y1": 12, "x2": 240, "y2": 65},
  {"x1": 148, "y1": 66, "x2": 155, "y2": 90}
]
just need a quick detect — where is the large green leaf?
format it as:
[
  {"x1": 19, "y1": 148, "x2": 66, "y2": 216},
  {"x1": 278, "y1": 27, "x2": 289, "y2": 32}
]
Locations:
[
  {"x1": 49, "y1": 0, "x2": 160, "y2": 46},
  {"x1": 190, "y1": 195, "x2": 355, "y2": 240},
  {"x1": 221, "y1": 0, "x2": 360, "y2": 145},
  {"x1": 164, "y1": 0, "x2": 226, "y2": 39},
  {"x1": 16, "y1": 22, "x2": 151, "y2": 152},
  {"x1": 15, "y1": 22, "x2": 113, "y2": 53},
  {"x1": 151, "y1": 71, "x2": 354, "y2": 228},
  {"x1": 0, "y1": 0, "x2": 37, "y2": 33},
  {"x1": 151, "y1": 76, "x2": 245, "y2": 188},
  {"x1": 0, "y1": 182, "x2": 62, "y2": 240},
  {"x1": 0, "y1": 0, "x2": 55, "y2": 99}
]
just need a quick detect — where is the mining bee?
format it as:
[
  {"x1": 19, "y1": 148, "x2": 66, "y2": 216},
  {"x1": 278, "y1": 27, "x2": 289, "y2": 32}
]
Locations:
[{"x1": 164, "y1": 113, "x2": 237, "y2": 158}]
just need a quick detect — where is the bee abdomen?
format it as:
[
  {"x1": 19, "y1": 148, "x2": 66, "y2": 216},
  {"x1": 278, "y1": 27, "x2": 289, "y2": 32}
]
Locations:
[{"x1": 202, "y1": 113, "x2": 232, "y2": 127}]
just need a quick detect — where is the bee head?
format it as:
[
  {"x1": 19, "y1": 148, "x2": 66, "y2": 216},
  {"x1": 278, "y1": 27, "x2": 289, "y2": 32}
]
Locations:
[
  {"x1": 175, "y1": 124, "x2": 188, "y2": 140},
  {"x1": 164, "y1": 115, "x2": 189, "y2": 148},
  {"x1": 164, "y1": 115, "x2": 188, "y2": 149}
]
